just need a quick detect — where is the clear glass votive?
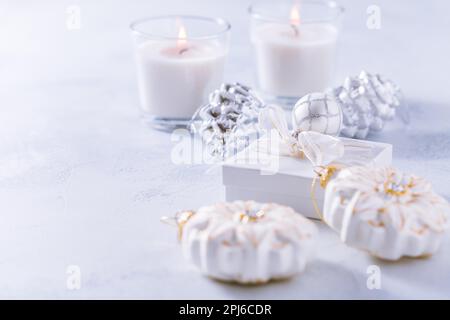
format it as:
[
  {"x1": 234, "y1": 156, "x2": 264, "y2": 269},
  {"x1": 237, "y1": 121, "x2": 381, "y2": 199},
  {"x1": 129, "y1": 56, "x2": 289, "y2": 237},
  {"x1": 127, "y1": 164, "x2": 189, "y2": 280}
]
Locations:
[
  {"x1": 249, "y1": 1, "x2": 344, "y2": 106},
  {"x1": 130, "y1": 15, "x2": 231, "y2": 130}
]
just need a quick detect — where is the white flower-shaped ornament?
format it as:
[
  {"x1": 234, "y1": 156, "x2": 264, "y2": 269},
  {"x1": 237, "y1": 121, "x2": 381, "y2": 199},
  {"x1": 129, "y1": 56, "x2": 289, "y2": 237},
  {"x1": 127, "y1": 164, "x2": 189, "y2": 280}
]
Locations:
[
  {"x1": 177, "y1": 201, "x2": 317, "y2": 284},
  {"x1": 324, "y1": 166, "x2": 450, "y2": 260}
]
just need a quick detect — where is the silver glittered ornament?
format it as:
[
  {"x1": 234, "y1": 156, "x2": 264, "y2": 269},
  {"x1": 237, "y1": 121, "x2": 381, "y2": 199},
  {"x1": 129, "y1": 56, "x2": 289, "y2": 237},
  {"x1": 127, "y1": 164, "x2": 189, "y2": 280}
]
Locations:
[
  {"x1": 292, "y1": 92, "x2": 342, "y2": 136},
  {"x1": 293, "y1": 71, "x2": 405, "y2": 139},
  {"x1": 190, "y1": 83, "x2": 265, "y2": 159}
]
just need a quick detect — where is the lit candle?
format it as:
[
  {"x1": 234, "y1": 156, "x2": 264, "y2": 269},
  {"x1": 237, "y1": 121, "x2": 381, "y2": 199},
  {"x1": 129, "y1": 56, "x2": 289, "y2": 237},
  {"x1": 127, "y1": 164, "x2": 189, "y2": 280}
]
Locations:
[
  {"x1": 131, "y1": 16, "x2": 230, "y2": 127},
  {"x1": 250, "y1": 1, "x2": 343, "y2": 99}
]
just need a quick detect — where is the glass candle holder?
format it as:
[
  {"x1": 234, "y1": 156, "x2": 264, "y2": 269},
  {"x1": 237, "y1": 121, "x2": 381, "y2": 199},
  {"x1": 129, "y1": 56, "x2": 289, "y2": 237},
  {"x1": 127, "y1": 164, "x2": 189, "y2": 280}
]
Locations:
[
  {"x1": 249, "y1": 1, "x2": 344, "y2": 106},
  {"x1": 130, "y1": 15, "x2": 231, "y2": 130}
]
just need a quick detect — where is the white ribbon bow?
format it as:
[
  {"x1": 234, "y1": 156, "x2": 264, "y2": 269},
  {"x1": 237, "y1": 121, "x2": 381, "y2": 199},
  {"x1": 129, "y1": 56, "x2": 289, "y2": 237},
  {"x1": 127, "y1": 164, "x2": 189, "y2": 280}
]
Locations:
[{"x1": 258, "y1": 105, "x2": 345, "y2": 167}]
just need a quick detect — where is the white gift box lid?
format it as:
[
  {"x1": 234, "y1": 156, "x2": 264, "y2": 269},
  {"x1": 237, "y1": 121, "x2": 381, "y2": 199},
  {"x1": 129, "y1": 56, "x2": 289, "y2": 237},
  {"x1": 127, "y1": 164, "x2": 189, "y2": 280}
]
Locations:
[{"x1": 222, "y1": 137, "x2": 392, "y2": 219}]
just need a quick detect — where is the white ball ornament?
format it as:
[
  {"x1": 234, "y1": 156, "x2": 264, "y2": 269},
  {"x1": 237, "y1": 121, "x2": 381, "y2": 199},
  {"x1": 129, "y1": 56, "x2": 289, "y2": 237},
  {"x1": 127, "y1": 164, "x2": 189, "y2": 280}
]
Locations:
[
  {"x1": 323, "y1": 166, "x2": 450, "y2": 260},
  {"x1": 178, "y1": 201, "x2": 317, "y2": 284},
  {"x1": 292, "y1": 92, "x2": 343, "y2": 136}
]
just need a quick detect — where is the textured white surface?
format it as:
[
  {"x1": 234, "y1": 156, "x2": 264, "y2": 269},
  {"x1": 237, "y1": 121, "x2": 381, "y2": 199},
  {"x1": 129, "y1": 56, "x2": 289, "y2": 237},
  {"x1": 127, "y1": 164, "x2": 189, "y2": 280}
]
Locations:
[{"x1": 1, "y1": 0, "x2": 450, "y2": 299}]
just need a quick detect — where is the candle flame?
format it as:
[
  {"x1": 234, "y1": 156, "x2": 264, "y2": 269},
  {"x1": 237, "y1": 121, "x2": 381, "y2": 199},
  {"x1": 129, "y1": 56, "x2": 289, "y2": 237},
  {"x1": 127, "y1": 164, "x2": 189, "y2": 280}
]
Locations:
[
  {"x1": 177, "y1": 25, "x2": 188, "y2": 52},
  {"x1": 290, "y1": 4, "x2": 301, "y2": 25}
]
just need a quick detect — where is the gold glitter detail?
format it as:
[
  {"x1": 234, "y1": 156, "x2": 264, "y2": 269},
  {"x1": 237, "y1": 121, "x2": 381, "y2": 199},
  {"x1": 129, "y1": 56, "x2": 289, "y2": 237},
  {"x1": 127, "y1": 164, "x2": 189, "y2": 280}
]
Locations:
[
  {"x1": 383, "y1": 178, "x2": 414, "y2": 197},
  {"x1": 368, "y1": 220, "x2": 385, "y2": 227},
  {"x1": 239, "y1": 210, "x2": 265, "y2": 223}
]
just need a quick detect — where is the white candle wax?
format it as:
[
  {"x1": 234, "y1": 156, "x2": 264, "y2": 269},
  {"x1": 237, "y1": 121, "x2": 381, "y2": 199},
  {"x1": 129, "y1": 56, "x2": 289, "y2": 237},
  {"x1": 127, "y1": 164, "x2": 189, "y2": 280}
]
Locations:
[
  {"x1": 251, "y1": 23, "x2": 338, "y2": 98},
  {"x1": 135, "y1": 41, "x2": 226, "y2": 118}
]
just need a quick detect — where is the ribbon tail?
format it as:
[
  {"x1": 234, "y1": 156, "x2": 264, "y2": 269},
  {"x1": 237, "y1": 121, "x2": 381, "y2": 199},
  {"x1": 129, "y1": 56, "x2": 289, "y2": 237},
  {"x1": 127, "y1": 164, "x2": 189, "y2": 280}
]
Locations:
[
  {"x1": 297, "y1": 131, "x2": 345, "y2": 167},
  {"x1": 258, "y1": 105, "x2": 292, "y2": 141},
  {"x1": 258, "y1": 105, "x2": 301, "y2": 156}
]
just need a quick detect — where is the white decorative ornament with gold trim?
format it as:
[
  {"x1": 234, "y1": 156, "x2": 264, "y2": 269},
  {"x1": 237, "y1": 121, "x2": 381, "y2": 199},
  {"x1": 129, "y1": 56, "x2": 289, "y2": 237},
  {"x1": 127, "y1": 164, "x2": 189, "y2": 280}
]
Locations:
[
  {"x1": 323, "y1": 166, "x2": 450, "y2": 260},
  {"x1": 178, "y1": 201, "x2": 317, "y2": 284}
]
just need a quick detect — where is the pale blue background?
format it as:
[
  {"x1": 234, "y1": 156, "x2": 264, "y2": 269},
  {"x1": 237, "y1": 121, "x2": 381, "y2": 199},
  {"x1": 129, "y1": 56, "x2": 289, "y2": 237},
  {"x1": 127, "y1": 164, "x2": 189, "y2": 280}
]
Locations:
[{"x1": 0, "y1": 0, "x2": 449, "y2": 298}]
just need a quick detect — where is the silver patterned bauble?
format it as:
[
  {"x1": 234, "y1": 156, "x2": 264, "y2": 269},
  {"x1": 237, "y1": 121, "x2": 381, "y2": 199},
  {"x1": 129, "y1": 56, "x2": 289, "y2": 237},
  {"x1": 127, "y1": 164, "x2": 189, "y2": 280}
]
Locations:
[
  {"x1": 292, "y1": 92, "x2": 342, "y2": 136},
  {"x1": 190, "y1": 83, "x2": 265, "y2": 159}
]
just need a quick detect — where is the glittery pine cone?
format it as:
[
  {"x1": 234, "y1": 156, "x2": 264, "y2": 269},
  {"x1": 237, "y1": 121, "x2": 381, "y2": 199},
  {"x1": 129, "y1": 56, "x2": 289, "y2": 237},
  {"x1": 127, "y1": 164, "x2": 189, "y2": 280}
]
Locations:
[
  {"x1": 191, "y1": 83, "x2": 265, "y2": 159},
  {"x1": 330, "y1": 71, "x2": 403, "y2": 139}
]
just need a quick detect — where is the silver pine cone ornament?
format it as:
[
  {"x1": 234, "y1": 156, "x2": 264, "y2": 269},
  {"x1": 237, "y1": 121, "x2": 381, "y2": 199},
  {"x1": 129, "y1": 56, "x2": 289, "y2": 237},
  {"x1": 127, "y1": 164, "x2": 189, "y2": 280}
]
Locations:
[
  {"x1": 190, "y1": 83, "x2": 265, "y2": 159},
  {"x1": 333, "y1": 71, "x2": 403, "y2": 138}
]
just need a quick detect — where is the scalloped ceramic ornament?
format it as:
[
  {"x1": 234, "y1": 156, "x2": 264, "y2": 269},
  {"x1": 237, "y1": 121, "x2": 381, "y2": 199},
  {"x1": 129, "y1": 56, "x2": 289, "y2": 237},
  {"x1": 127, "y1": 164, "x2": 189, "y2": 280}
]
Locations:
[
  {"x1": 179, "y1": 201, "x2": 317, "y2": 284},
  {"x1": 323, "y1": 166, "x2": 450, "y2": 260}
]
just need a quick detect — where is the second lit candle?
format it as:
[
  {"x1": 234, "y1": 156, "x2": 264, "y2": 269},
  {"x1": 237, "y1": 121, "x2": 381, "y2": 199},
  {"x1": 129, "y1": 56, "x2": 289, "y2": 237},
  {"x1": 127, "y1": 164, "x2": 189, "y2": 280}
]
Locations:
[{"x1": 250, "y1": 1, "x2": 344, "y2": 100}]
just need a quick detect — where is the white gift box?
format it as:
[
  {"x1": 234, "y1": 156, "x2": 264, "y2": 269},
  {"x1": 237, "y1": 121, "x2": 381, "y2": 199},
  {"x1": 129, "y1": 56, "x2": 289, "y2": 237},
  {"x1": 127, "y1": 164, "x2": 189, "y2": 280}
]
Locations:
[{"x1": 222, "y1": 137, "x2": 392, "y2": 219}]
